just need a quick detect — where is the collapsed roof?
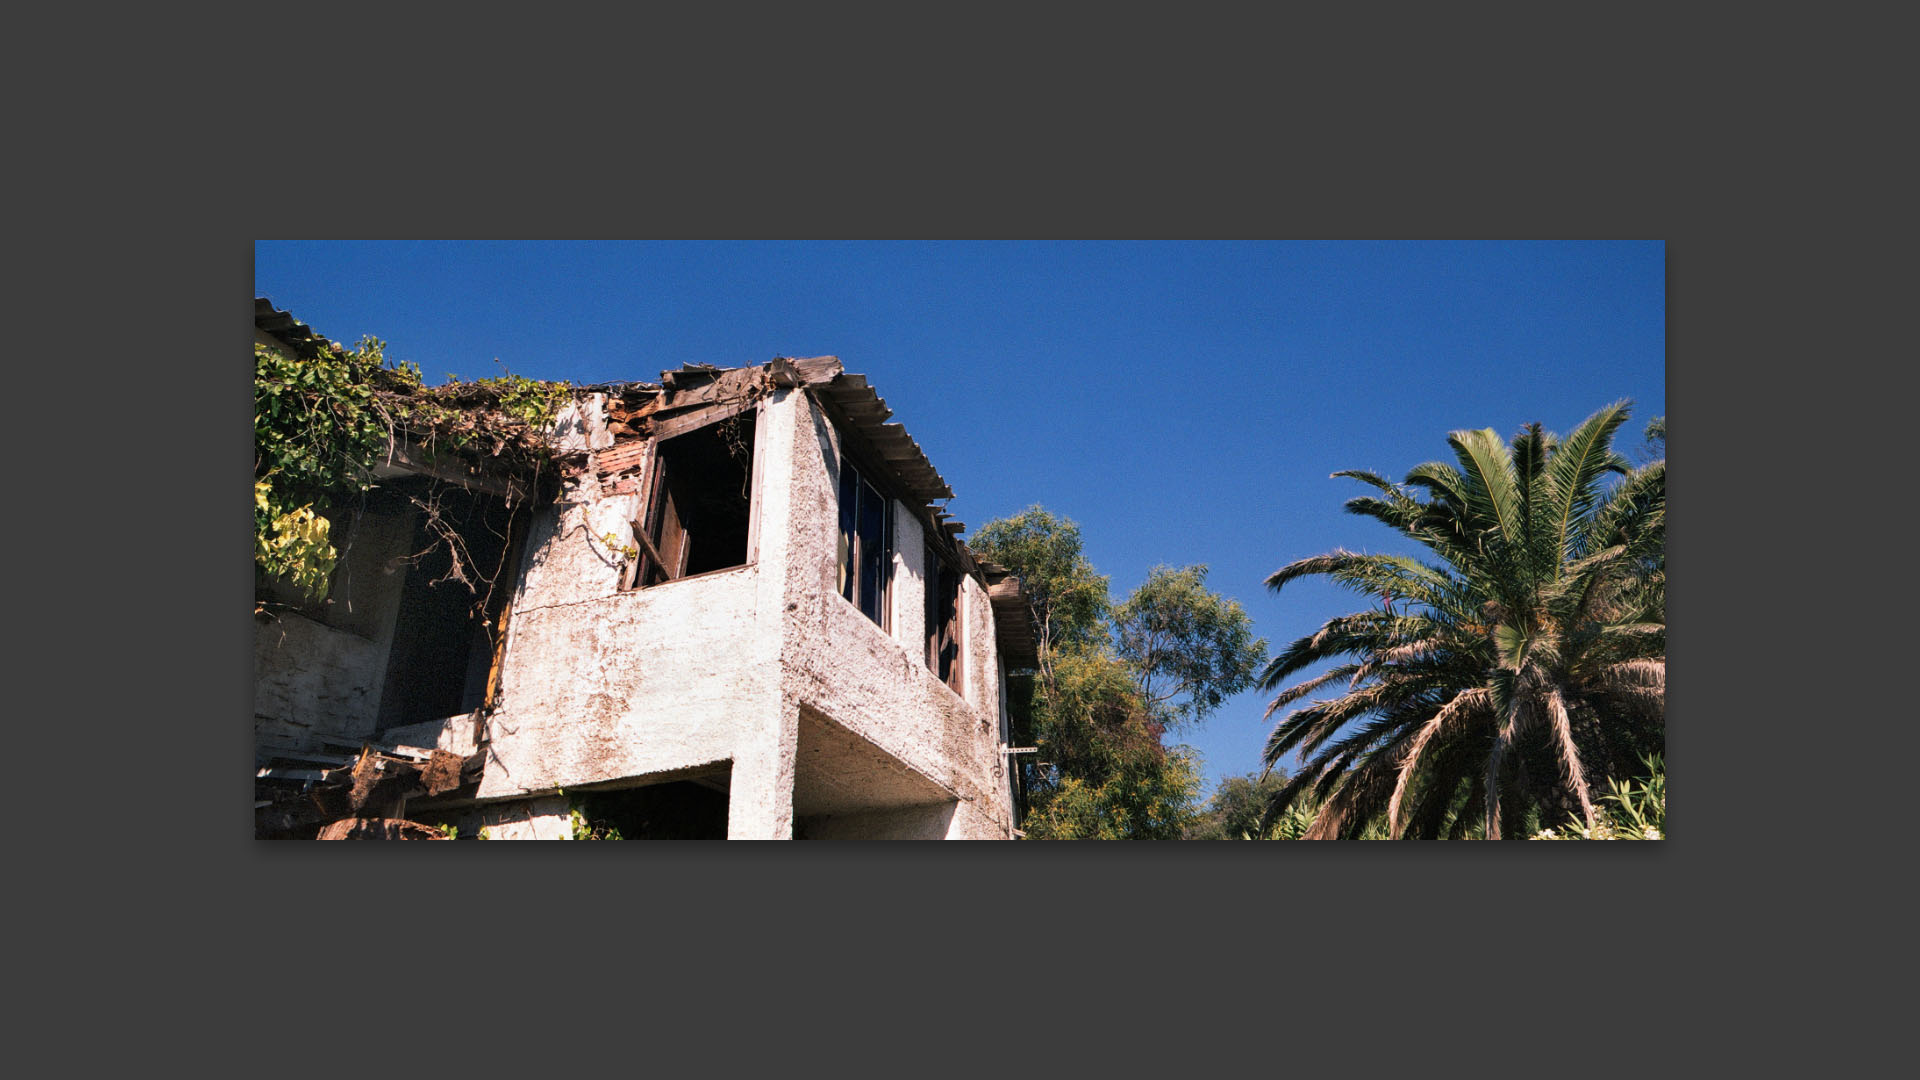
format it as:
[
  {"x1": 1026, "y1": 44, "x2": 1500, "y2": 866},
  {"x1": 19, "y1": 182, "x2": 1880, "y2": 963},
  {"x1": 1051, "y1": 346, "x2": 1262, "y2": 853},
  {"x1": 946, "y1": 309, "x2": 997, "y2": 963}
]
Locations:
[{"x1": 255, "y1": 297, "x2": 1039, "y2": 668}]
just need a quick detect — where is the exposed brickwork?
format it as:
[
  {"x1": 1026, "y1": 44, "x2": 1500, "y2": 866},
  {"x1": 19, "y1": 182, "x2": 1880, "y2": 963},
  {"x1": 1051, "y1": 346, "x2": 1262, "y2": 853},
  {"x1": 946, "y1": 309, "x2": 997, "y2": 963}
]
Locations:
[{"x1": 595, "y1": 441, "x2": 648, "y2": 476}]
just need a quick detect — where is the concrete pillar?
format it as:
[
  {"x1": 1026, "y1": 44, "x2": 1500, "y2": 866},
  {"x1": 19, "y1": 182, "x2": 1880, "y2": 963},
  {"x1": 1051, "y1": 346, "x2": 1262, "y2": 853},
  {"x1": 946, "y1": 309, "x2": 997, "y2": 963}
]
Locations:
[{"x1": 727, "y1": 703, "x2": 799, "y2": 839}]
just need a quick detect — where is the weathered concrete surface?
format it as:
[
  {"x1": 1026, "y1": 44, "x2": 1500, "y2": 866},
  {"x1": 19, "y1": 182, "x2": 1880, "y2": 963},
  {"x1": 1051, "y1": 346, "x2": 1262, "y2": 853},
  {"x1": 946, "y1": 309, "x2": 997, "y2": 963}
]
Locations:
[
  {"x1": 380, "y1": 711, "x2": 481, "y2": 757},
  {"x1": 254, "y1": 504, "x2": 414, "y2": 750},
  {"x1": 254, "y1": 613, "x2": 388, "y2": 746},
  {"x1": 477, "y1": 561, "x2": 771, "y2": 798},
  {"x1": 549, "y1": 392, "x2": 613, "y2": 454},
  {"x1": 470, "y1": 380, "x2": 1018, "y2": 838},
  {"x1": 775, "y1": 390, "x2": 1013, "y2": 839},
  {"x1": 480, "y1": 796, "x2": 572, "y2": 840},
  {"x1": 797, "y1": 802, "x2": 958, "y2": 840},
  {"x1": 476, "y1": 407, "x2": 780, "y2": 815}
]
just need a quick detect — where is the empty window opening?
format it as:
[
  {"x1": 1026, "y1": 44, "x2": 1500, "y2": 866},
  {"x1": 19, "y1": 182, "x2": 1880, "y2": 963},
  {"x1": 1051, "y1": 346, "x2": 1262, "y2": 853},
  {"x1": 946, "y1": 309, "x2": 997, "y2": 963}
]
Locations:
[
  {"x1": 631, "y1": 413, "x2": 756, "y2": 587},
  {"x1": 375, "y1": 480, "x2": 517, "y2": 733},
  {"x1": 926, "y1": 545, "x2": 963, "y2": 693},
  {"x1": 838, "y1": 459, "x2": 893, "y2": 628},
  {"x1": 571, "y1": 779, "x2": 730, "y2": 839}
]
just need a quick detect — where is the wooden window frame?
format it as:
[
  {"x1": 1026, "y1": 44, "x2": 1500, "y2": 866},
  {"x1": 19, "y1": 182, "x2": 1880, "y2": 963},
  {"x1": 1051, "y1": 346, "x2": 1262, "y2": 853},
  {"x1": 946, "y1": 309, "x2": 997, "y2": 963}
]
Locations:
[
  {"x1": 838, "y1": 458, "x2": 894, "y2": 631},
  {"x1": 925, "y1": 543, "x2": 963, "y2": 694},
  {"x1": 625, "y1": 409, "x2": 759, "y2": 590}
]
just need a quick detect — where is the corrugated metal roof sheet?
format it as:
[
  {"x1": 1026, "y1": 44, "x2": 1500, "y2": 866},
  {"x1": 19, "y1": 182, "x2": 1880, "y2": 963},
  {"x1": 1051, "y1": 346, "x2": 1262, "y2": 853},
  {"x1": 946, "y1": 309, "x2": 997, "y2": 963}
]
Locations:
[
  {"x1": 254, "y1": 297, "x2": 338, "y2": 358},
  {"x1": 811, "y1": 366, "x2": 956, "y2": 504}
]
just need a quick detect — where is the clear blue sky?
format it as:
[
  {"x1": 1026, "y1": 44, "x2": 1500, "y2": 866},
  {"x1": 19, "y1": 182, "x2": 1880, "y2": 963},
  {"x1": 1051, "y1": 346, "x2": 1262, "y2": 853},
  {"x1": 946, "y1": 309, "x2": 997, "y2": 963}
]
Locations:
[{"x1": 255, "y1": 240, "x2": 1665, "y2": 800}]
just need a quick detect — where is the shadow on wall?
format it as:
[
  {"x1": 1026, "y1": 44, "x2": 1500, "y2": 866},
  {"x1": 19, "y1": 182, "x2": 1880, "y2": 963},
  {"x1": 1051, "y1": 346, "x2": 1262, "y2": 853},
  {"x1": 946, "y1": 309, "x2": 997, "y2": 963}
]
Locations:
[
  {"x1": 794, "y1": 801, "x2": 958, "y2": 840},
  {"x1": 573, "y1": 780, "x2": 731, "y2": 840}
]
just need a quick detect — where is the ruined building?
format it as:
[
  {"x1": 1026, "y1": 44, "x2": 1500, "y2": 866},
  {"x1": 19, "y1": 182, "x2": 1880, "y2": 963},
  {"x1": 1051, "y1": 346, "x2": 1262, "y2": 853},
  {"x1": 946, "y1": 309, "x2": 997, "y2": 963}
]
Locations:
[{"x1": 254, "y1": 300, "x2": 1037, "y2": 839}]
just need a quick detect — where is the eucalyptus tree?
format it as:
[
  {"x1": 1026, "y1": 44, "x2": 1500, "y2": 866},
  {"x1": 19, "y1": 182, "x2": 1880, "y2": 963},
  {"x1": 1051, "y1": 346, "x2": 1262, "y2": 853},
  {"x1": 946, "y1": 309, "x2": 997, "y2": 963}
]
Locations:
[
  {"x1": 973, "y1": 510, "x2": 1265, "y2": 839},
  {"x1": 1259, "y1": 402, "x2": 1664, "y2": 839},
  {"x1": 1114, "y1": 565, "x2": 1267, "y2": 732}
]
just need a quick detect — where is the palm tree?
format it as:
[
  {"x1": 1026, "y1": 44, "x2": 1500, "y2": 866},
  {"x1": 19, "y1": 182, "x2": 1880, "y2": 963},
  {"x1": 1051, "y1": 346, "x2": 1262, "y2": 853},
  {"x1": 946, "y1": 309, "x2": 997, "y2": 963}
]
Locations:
[{"x1": 1259, "y1": 402, "x2": 1664, "y2": 839}]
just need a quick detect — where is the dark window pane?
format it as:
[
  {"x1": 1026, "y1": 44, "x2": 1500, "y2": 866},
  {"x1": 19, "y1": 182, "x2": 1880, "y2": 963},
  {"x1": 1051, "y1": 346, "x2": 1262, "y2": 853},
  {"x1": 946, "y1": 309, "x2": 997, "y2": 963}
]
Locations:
[
  {"x1": 839, "y1": 461, "x2": 859, "y2": 602},
  {"x1": 858, "y1": 476, "x2": 885, "y2": 623}
]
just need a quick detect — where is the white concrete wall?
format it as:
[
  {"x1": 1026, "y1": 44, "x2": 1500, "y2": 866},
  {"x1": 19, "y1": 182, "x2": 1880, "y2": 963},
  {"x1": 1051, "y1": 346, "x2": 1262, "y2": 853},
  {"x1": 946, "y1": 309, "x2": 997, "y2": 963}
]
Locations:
[
  {"x1": 470, "y1": 383, "x2": 1016, "y2": 839},
  {"x1": 778, "y1": 393, "x2": 1014, "y2": 839},
  {"x1": 254, "y1": 614, "x2": 388, "y2": 745},
  {"x1": 254, "y1": 505, "x2": 415, "y2": 748},
  {"x1": 479, "y1": 796, "x2": 573, "y2": 840},
  {"x1": 476, "y1": 458, "x2": 778, "y2": 801}
]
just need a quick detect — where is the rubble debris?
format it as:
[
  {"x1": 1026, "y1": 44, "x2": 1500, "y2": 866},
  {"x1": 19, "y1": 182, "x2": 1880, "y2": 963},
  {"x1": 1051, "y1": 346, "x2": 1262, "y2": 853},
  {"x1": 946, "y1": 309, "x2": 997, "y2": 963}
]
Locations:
[
  {"x1": 421, "y1": 749, "x2": 465, "y2": 796},
  {"x1": 316, "y1": 818, "x2": 449, "y2": 840}
]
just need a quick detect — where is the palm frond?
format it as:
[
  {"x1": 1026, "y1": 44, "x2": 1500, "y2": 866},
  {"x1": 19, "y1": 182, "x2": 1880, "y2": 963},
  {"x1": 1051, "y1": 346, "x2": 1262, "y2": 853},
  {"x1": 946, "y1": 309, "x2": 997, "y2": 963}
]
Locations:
[
  {"x1": 1448, "y1": 427, "x2": 1527, "y2": 551},
  {"x1": 1264, "y1": 549, "x2": 1363, "y2": 594},
  {"x1": 1596, "y1": 658, "x2": 1666, "y2": 696},
  {"x1": 1260, "y1": 663, "x2": 1361, "y2": 718},
  {"x1": 1582, "y1": 459, "x2": 1665, "y2": 560},
  {"x1": 1542, "y1": 401, "x2": 1633, "y2": 565},
  {"x1": 1545, "y1": 687, "x2": 1595, "y2": 829},
  {"x1": 1330, "y1": 468, "x2": 1402, "y2": 494},
  {"x1": 1387, "y1": 687, "x2": 1492, "y2": 837}
]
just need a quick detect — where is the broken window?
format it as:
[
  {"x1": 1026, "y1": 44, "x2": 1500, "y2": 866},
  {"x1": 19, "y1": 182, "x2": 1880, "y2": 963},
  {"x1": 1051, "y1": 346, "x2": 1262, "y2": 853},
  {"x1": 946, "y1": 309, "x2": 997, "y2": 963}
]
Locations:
[
  {"x1": 628, "y1": 412, "x2": 756, "y2": 587},
  {"x1": 837, "y1": 459, "x2": 893, "y2": 629},
  {"x1": 926, "y1": 545, "x2": 963, "y2": 693}
]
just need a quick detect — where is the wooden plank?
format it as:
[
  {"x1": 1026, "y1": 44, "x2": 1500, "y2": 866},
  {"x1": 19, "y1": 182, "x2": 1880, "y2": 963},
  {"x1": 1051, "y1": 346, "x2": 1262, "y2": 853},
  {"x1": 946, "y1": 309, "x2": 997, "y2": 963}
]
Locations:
[
  {"x1": 630, "y1": 519, "x2": 679, "y2": 583},
  {"x1": 257, "y1": 767, "x2": 332, "y2": 781},
  {"x1": 380, "y1": 438, "x2": 526, "y2": 501},
  {"x1": 312, "y1": 734, "x2": 431, "y2": 761},
  {"x1": 767, "y1": 358, "x2": 802, "y2": 387},
  {"x1": 651, "y1": 396, "x2": 756, "y2": 442},
  {"x1": 259, "y1": 750, "x2": 355, "y2": 767},
  {"x1": 791, "y1": 356, "x2": 842, "y2": 384}
]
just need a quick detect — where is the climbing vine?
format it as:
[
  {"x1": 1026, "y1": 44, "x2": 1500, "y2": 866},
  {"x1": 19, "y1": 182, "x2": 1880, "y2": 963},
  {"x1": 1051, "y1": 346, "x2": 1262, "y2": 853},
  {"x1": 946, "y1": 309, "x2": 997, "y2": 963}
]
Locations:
[{"x1": 254, "y1": 332, "x2": 574, "y2": 608}]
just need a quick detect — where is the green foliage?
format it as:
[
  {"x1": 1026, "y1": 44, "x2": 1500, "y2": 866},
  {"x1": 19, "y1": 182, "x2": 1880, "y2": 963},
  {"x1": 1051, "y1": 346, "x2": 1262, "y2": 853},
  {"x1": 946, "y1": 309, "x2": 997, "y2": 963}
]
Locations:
[
  {"x1": 970, "y1": 506, "x2": 1111, "y2": 653},
  {"x1": 1534, "y1": 753, "x2": 1664, "y2": 840},
  {"x1": 1189, "y1": 769, "x2": 1290, "y2": 839},
  {"x1": 1022, "y1": 747, "x2": 1206, "y2": 840},
  {"x1": 1114, "y1": 564, "x2": 1267, "y2": 731},
  {"x1": 558, "y1": 787, "x2": 625, "y2": 839},
  {"x1": 255, "y1": 479, "x2": 336, "y2": 599},
  {"x1": 254, "y1": 338, "x2": 397, "y2": 597},
  {"x1": 254, "y1": 326, "x2": 572, "y2": 608},
  {"x1": 477, "y1": 366, "x2": 574, "y2": 430},
  {"x1": 1260, "y1": 402, "x2": 1665, "y2": 839},
  {"x1": 568, "y1": 807, "x2": 625, "y2": 840},
  {"x1": 973, "y1": 508, "x2": 1264, "y2": 839}
]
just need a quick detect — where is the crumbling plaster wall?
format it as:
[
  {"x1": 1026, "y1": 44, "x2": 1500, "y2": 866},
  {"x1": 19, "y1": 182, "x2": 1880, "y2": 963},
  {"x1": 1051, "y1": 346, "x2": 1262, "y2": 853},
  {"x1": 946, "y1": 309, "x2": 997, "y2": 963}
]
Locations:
[
  {"x1": 779, "y1": 392, "x2": 1015, "y2": 839},
  {"x1": 478, "y1": 796, "x2": 572, "y2": 840},
  {"x1": 254, "y1": 504, "x2": 415, "y2": 748},
  {"x1": 254, "y1": 616, "x2": 389, "y2": 745},
  {"x1": 469, "y1": 381, "x2": 1014, "y2": 839},
  {"x1": 475, "y1": 444, "x2": 779, "y2": 805}
]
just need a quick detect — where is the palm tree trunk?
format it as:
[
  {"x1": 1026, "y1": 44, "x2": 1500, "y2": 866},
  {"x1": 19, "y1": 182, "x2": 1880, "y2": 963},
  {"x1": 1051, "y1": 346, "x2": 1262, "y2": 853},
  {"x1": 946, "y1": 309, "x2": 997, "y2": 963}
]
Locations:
[{"x1": 1484, "y1": 725, "x2": 1509, "y2": 840}]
